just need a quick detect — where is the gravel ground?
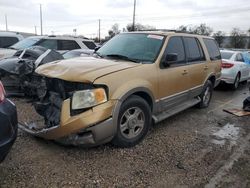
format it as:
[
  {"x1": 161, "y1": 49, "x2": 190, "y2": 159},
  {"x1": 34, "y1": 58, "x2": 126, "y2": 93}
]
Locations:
[{"x1": 0, "y1": 84, "x2": 250, "y2": 187}]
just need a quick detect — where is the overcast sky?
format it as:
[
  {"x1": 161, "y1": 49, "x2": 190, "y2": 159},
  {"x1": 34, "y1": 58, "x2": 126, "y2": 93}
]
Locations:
[{"x1": 0, "y1": 0, "x2": 250, "y2": 38}]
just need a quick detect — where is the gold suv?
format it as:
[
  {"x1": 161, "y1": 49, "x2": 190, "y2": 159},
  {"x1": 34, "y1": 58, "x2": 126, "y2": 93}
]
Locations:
[{"x1": 19, "y1": 31, "x2": 221, "y2": 147}]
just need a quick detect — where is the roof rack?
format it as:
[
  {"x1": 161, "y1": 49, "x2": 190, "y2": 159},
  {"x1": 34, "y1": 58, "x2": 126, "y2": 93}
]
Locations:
[
  {"x1": 137, "y1": 29, "x2": 177, "y2": 32},
  {"x1": 136, "y1": 29, "x2": 198, "y2": 35}
]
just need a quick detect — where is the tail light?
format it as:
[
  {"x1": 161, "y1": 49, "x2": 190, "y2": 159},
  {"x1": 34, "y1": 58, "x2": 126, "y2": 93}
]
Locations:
[
  {"x1": 221, "y1": 61, "x2": 234, "y2": 69},
  {"x1": 0, "y1": 81, "x2": 5, "y2": 103}
]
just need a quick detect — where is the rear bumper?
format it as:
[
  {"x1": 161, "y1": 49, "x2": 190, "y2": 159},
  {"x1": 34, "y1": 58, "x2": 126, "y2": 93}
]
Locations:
[
  {"x1": 221, "y1": 69, "x2": 237, "y2": 84},
  {"x1": 0, "y1": 99, "x2": 18, "y2": 162}
]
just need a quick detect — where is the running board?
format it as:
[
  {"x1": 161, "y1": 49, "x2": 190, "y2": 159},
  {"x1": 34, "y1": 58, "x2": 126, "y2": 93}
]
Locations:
[{"x1": 153, "y1": 97, "x2": 201, "y2": 124}]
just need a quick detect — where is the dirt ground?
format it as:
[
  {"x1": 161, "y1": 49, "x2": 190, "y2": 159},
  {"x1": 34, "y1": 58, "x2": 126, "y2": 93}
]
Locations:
[{"x1": 1, "y1": 84, "x2": 250, "y2": 187}]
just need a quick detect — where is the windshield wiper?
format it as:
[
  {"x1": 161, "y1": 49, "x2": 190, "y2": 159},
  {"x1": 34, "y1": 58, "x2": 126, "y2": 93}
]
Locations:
[{"x1": 105, "y1": 54, "x2": 140, "y2": 63}]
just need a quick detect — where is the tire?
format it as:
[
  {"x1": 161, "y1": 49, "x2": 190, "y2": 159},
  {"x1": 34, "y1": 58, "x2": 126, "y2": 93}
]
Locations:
[
  {"x1": 112, "y1": 95, "x2": 151, "y2": 148},
  {"x1": 198, "y1": 80, "x2": 213, "y2": 108},
  {"x1": 231, "y1": 73, "x2": 240, "y2": 90}
]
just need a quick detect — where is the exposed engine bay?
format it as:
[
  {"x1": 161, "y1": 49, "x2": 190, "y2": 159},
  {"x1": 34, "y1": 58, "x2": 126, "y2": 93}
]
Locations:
[{"x1": 26, "y1": 78, "x2": 95, "y2": 130}]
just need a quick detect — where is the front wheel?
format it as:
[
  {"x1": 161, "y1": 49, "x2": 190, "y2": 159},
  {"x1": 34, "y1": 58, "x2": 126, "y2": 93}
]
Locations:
[
  {"x1": 112, "y1": 95, "x2": 151, "y2": 147},
  {"x1": 198, "y1": 80, "x2": 213, "y2": 108}
]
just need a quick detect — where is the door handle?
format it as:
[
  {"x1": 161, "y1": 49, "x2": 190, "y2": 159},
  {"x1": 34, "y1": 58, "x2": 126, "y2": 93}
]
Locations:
[
  {"x1": 204, "y1": 66, "x2": 208, "y2": 70},
  {"x1": 182, "y1": 70, "x2": 188, "y2": 75}
]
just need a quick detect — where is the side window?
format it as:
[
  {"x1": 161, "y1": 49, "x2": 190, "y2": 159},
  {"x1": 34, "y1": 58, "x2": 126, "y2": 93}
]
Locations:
[
  {"x1": 203, "y1": 38, "x2": 221, "y2": 61},
  {"x1": 163, "y1": 36, "x2": 185, "y2": 65},
  {"x1": 82, "y1": 41, "x2": 96, "y2": 49},
  {"x1": 37, "y1": 39, "x2": 58, "y2": 50},
  {"x1": 183, "y1": 37, "x2": 205, "y2": 62},
  {"x1": 236, "y1": 53, "x2": 244, "y2": 62},
  {"x1": 0, "y1": 37, "x2": 19, "y2": 48},
  {"x1": 58, "y1": 40, "x2": 80, "y2": 50}
]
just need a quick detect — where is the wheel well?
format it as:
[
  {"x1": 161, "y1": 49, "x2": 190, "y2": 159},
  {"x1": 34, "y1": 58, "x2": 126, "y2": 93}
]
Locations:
[
  {"x1": 237, "y1": 72, "x2": 241, "y2": 78},
  {"x1": 208, "y1": 76, "x2": 216, "y2": 86},
  {"x1": 131, "y1": 91, "x2": 153, "y2": 111}
]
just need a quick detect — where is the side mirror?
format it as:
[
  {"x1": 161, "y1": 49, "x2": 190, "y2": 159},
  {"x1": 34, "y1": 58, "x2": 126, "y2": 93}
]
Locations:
[{"x1": 162, "y1": 53, "x2": 178, "y2": 67}]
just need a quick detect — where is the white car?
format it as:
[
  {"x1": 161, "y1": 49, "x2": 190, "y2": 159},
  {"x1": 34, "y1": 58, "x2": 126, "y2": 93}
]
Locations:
[
  {"x1": 0, "y1": 31, "x2": 24, "y2": 48},
  {"x1": 0, "y1": 35, "x2": 96, "y2": 60},
  {"x1": 220, "y1": 50, "x2": 250, "y2": 89}
]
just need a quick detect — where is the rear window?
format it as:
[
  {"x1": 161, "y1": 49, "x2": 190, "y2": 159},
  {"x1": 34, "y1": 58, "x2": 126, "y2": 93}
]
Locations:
[
  {"x1": 203, "y1": 38, "x2": 221, "y2": 61},
  {"x1": 58, "y1": 40, "x2": 80, "y2": 50},
  {"x1": 221, "y1": 51, "x2": 234, "y2": 60},
  {"x1": 82, "y1": 41, "x2": 96, "y2": 49},
  {"x1": 0, "y1": 37, "x2": 19, "y2": 48}
]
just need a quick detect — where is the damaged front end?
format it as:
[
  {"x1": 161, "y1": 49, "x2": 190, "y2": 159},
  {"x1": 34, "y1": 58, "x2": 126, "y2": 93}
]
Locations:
[
  {"x1": 19, "y1": 77, "x2": 115, "y2": 146},
  {"x1": 0, "y1": 46, "x2": 63, "y2": 98}
]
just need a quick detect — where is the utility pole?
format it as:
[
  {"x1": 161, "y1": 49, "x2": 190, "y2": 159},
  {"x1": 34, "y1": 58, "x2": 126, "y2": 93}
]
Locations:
[
  {"x1": 34, "y1": 26, "x2": 37, "y2": 35},
  {"x1": 98, "y1": 19, "x2": 101, "y2": 43},
  {"x1": 40, "y1": 4, "x2": 43, "y2": 35},
  {"x1": 132, "y1": 0, "x2": 136, "y2": 31},
  {"x1": 5, "y1": 14, "x2": 8, "y2": 31}
]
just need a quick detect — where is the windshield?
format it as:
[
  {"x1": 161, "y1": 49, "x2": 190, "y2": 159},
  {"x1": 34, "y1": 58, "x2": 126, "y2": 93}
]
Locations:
[
  {"x1": 10, "y1": 37, "x2": 41, "y2": 50},
  {"x1": 97, "y1": 33, "x2": 165, "y2": 63},
  {"x1": 221, "y1": 51, "x2": 234, "y2": 60}
]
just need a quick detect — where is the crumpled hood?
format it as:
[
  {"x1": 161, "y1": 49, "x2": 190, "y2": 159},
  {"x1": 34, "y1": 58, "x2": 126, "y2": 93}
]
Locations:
[
  {"x1": 0, "y1": 48, "x2": 17, "y2": 60},
  {"x1": 35, "y1": 56, "x2": 141, "y2": 83}
]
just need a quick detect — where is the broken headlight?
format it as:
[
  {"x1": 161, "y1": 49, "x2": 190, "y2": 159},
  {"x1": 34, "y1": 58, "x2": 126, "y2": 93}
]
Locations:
[{"x1": 71, "y1": 88, "x2": 107, "y2": 110}]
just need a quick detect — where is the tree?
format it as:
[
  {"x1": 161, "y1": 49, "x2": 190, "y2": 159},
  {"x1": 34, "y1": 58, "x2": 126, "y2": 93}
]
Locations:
[
  {"x1": 108, "y1": 23, "x2": 120, "y2": 38},
  {"x1": 213, "y1": 31, "x2": 225, "y2": 47},
  {"x1": 126, "y1": 23, "x2": 155, "y2": 32},
  {"x1": 230, "y1": 28, "x2": 246, "y2": 49},
  {"x1": 177, "y1": 24, "x2": 213, "y2": 36},
  {"x1": 177, "y1": 25, "x2": 188, "y2": 32},
  {"x1": 190, "y1": 24, "x2": 213, "y2": 36}
]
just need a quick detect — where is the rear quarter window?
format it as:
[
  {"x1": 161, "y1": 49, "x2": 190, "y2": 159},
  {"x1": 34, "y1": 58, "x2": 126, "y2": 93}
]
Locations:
[{"x1": 203, "y1": 38, "x2": 221, "y2": 61}]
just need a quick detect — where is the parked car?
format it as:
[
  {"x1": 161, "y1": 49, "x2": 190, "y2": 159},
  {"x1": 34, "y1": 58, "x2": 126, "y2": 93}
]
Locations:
[
  {"x1": 0, "y1": 46, "x2": 63, "y2": 97},
  {"x1": 220, "y1": 50, "x2": 250, "y2": 89},
  {"x1": 0, "y1": 31, "x2": 24, "y2": 49},
  {"x1": 242, "y1": 51, "x2": 250, "y2": 64},
  {"x1": 0, "y1": 35, "x2": 96, "y2": 60},
  {"x1": 0, "y1": 81, "x2": 18, "y2": 162},
  {"x1": 63, "y1": 49, "x2": 94, "y2": 59},
  {"x1": 19, "y1": 32, "x2": 221, "y2": 148}
]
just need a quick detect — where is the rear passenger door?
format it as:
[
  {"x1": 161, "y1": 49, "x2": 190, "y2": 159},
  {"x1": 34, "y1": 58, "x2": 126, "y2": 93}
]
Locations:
[{"x1": 183, "y1": 37, "x2": 207, "y2": 98}]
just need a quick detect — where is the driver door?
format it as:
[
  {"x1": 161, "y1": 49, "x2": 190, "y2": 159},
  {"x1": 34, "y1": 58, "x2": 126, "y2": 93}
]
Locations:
[{"x1": 157, "y1": 36, "x2": 190, "y2": 111}]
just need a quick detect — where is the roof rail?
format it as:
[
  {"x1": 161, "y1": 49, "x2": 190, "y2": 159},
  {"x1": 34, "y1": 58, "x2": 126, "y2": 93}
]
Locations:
[
  {"x1": 136, "y1": 29, "x2": 197, "y2": 34},
  {"x1": 137, "y1": 29, "x2": 177, "y2": 32}
]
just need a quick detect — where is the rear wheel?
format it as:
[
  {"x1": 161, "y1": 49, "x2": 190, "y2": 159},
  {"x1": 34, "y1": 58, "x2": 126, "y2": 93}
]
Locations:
[
  {"x1": 232, "y1": 73, "x2": 240, "y2": 90},
  {"x1": 198, "y1": 80, "x2": 213, "y2": 108},
  {"x1": 112, "y1": 95, "x2": 151, "y2": 147}
]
